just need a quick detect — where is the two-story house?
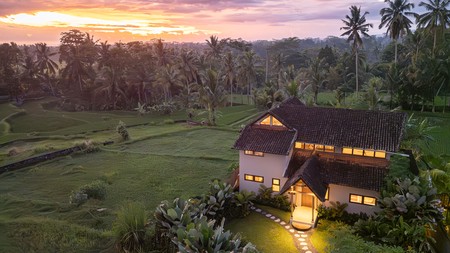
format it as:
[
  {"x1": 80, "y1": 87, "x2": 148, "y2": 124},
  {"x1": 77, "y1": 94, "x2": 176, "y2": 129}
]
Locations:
[{"x1": 233, "y1": 97, "x2": 407, "y2": 228}]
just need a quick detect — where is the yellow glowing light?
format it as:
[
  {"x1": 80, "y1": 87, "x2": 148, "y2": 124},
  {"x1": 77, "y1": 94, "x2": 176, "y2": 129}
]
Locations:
[{"x1": 0, "y1": 11, "x2": 211, "y2": 36}]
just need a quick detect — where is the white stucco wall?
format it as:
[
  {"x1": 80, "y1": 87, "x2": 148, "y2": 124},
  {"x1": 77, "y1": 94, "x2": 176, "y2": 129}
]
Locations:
[
  {"x1": 239, "y1": 150, "x2": 291, "y2": 194},
  {"x1": 324, "y1": 184, "x2": 380, "y2": 215}
]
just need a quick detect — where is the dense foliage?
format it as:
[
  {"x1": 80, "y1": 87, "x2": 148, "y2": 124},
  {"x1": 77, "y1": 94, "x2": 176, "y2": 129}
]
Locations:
[{"x1": 152, "y1": 180, "x2": 257, "y2": 252}]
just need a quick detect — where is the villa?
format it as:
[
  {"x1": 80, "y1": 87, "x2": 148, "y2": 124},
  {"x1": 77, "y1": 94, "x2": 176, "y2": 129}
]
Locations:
[{"x1": 233, "y1": 97, "x2": 407, "y2": 228}]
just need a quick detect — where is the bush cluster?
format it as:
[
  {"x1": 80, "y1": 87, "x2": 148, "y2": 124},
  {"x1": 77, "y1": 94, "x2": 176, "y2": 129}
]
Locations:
[
  {"x1": 116, "y1": 121, "x2": 129, "y2": 141},
  {"x1": 69, "y1": 180, "x2": 107, "y2": 206},
  {"x1": 253, "y1": 185, "x2": 290, "y2": 211},
  {"x1": 153, "y1": 180, "x2": 258, "y2": 252},
  {"x1": 316, "y1": 201, "x2": 367, "y2": 226}
]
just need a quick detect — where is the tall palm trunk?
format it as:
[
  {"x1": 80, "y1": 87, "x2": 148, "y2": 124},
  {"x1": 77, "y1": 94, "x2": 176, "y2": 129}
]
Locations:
[
  {"x1": 355, "y1": 49, "x2": 359, "y2": 95},
  {"x1": 394, "y1": 39, "x2": 398, "y2": 64},
  {"x1": 230, "y1": 80, "x2": 233, "y2": 107}
]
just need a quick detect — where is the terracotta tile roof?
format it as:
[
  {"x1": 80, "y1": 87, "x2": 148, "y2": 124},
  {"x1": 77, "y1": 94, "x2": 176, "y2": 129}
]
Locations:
[
  {"x1": 233, "y1": 126, "x2": 297, "y2": 155},
  {"x1": 270, "y1": 101, "x2": 407, "y2": 152},
  {"x1": 280, "y1": 154, "x2": 388, "y2": 198}
]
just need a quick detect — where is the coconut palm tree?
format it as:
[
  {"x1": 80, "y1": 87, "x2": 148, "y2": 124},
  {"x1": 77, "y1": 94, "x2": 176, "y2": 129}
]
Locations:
[
  {"x1": 94, "y1": 66, "x2": 127, "y2": 110},
  {"x1": 35, "y1": 43, "x2": 59, "y2": 95},
  {"x1": 222, "y1": 51, "x2": 236, "y2": 106},
  {"x1": 341, "y1": 5, "x2": 373, "y2": 95},
  {"x1": 206, "y1": 35, "x2": 223, "y2": 62},
  {"x1": 237, "y1": 51, "x2": 258, "y2": 104},
  {"x1": 307, "y1": 57, "x2": 328, "y2": 105},
  {"x1": 417, "y1": 0, "x2": 450, "y2": 53},
  {"x1": 379, "y1": 0, "x2": 417, "y2": 64},
  {"x1": 197, "y1": 69, "x2": 227, "y2": 125}
]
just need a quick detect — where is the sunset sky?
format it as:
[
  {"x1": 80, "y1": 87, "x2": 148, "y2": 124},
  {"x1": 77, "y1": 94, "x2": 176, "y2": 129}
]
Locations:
[{"x1": 0, "y1": 0, "x2": 424, "y2": 45}]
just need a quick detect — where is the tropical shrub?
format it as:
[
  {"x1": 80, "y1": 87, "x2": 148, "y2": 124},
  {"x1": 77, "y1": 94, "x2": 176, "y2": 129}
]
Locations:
[
  {"x1": 154, "y1": 180, "x2": 258, "y2": 252},
  {"x1": 116, "y1": 120, "x2": 130, "y2": 141},
  {"x1": 254, "y1": 185, "x2": 290, "y2": 211},
  {"x1": 173, "y1": 217, "x2": 258, "y2": 253},
  {"x1": 232, "y1": 190, "x2": 255, "y2": 218},
  {"x1": 355, "y1": 177, "x2": 444, "y2": 252},
  {"x1": 317, "y1": 201, "x2": 366, "y2": 225},
  {"x1": 113, "y1": 202, "x2": 148, "y2": 253}
]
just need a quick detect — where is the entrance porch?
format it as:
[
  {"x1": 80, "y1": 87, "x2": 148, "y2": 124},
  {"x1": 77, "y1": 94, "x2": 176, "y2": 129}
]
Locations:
[{"x1": 289, "y1": 181, "x2": 319, "y2": 230}]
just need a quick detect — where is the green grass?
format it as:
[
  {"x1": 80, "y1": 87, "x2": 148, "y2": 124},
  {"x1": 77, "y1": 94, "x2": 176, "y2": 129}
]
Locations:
[
  {"x1": 255, "y1": 204, "x2": 291, "y2": 223},
  {"x1": 116, "y1": 128, "x2": 238, "y2": 160},
  {"x1": 0, "y1": 98, "x2": 260, "y2": 252},
  {"x1": 226, "y1": 212, "x2": 298, "y2": 253}
]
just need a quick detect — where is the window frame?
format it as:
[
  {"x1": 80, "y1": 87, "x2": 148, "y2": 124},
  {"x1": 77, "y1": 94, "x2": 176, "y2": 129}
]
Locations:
[
  {"x1": 272, "y1": 178, "x2": 280, "y2": 192},
  {"x1": 244, "y1": 174, "x2": 264, "y2": 183},
  {"x1": 244, "y1": 150, "x2": 264, "y2": 157},
  {"x1": 349, "y1": 193, "x2": 377, "y2": 206}
]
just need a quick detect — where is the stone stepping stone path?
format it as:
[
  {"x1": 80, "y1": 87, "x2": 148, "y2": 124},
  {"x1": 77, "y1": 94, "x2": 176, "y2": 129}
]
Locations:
[{"x1": 250, "y1": 206, "x2": 316, "y2": 253}]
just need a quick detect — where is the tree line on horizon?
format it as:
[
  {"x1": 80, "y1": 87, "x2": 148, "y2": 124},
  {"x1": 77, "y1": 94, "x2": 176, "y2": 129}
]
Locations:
[{"x1": 0, "y1": 0, "x2": 449, "y2": 122}]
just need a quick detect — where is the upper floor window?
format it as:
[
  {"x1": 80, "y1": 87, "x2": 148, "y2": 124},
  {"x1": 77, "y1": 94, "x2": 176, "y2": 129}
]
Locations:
[
  {"x1": 258, "y1": 115, "x2": 285, "y2": 127},
  {"x1": 244, "y1": 150, "x2": 264, "y2": 157},
  {"x1": 343, "y1": 147, "x2": 386, "y2": 159},
  {"x1": 295, "y1": 142, "x2": 335, "y2": 153}
]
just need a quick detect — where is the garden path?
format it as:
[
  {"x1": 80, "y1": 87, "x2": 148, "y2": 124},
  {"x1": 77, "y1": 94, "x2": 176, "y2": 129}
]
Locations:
[{"x1": 251, "y1": 206, "x2": 317, "y2": 253}]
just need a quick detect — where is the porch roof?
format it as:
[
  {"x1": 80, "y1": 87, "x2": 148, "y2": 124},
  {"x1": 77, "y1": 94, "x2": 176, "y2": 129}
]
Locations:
[
  {"x1": 280, "y1": 153, "x2": 388, "y2": 200},
  {"x1": 279, "y1": 156, "x2": 328, "y2": 202}
]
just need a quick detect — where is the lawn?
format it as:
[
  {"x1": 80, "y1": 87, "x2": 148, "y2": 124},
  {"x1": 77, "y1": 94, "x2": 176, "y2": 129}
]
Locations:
[
  {"x1": 226, "y1": 212, "x2": 298, "y2": 253},
  {"x1": 0, "y1": 98, "x2": 260, "y2": 252}
]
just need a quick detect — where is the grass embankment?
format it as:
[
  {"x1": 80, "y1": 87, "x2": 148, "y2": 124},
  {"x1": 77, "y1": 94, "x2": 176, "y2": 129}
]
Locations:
[{"x1": 0, "y1": 98, "x2": 259, "y2": 252}]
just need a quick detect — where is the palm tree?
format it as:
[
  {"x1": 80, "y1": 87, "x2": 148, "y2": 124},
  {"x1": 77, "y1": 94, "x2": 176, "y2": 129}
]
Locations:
[
  {"x1": 97, "y1": 41, "x2": 111, "y2": 70},
  {"x1": 60, "y1": 45, "x2": 90, "y2": 93},
  {"x1": 340, "y1": 5, "x2": 373, "y2": 95},
  {"x1": 94, "y1": 66, "x2": 127, "y2": 110},
  {"x1": 35, "y1": 43, "x2": 59, "y2": 95},
  {"x1": 307, "y1": 57, "x2": 328, "y2": 105},
  {"x1": 223, "y1": 52, "x2": 236, "y2": 106},
  {"x1": 379, "y1": 0, "x2": 417, "y2": 64},
  {"x1": 206, "y1": 35, "x2": 223, "y2": 62},
  {"x1": 198, "y1": 69, "x2": 227, "y2": 126},
  {"x1": 417, "y1": 0, "x2": 450, "y2": 53},
  {"x1": 237, "y1": 51, "x2": 258, "y2": 104}
]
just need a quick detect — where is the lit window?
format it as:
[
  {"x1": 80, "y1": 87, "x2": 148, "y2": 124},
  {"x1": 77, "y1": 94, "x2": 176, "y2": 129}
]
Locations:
[
  {"x1": 260, "y1": 116, "x2": 271, "y2": 125},
  {"x1": 342, "y1": 147, "x2": 353, "y2": 155},
  {"x1": 295, "y1": 142, "x2": 305, "y2": 149},
  {"x1": 364, "y1": 150, "x2": 375, "y2": 157},
  {"x1": 272, "y1": 117, "x2": 283, "y2": 126},
  {"x1": 353, "y1": 148, "x2": 364, "y2": 156},
  {"x1": 272, "y1": 178, "x2": 280, "y2": 192},
  {"x1": 350, "y1": 194, "x2": 363, "y2": 204},
  {"x1": 258, "y1": 115, "x2": 284, "y2": 127},
  {"x1": 350, "y1": 194, "x2": 377, "y2": 206},
  {"x1": 375, "y1": 151, "x2": 386, "y2": 158},
  {"x1": 245, "y1": 174, "x2": 254, "y2": 181},
  {"x1": 325, "y1": 146, "x2": 335, "y2": 152},
  {"x1": 315, "y1": 144, "x2": 324, "y2": 151},
  {"x1": 305, "y1": 143, "x2": 315, "y2": 150},
  {"x1": 244, "y1": 150, "x2": 263, "y2": 157},
  {"x1": 363, "y1": 197, "x2": 377, "y2": 206},
  {"x1": 325, "y1": 188, "x2": 329, "y2": 200},
  {"x1": 245, "y1": 174, "x2": 264, "y2": 183}
]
